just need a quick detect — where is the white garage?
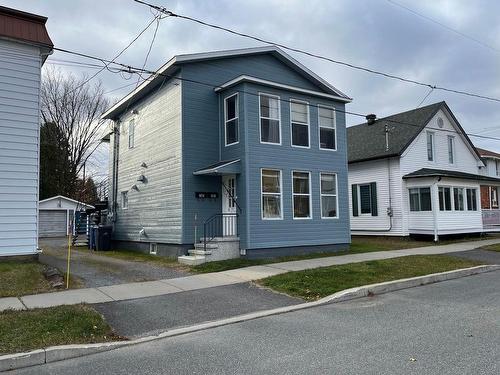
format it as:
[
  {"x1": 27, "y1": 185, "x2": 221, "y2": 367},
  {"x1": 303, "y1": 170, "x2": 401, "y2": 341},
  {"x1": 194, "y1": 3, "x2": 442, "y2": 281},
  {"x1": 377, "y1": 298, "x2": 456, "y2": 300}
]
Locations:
[{"x1": 39, "y1": 196, "x2": 94, "y2": 238}]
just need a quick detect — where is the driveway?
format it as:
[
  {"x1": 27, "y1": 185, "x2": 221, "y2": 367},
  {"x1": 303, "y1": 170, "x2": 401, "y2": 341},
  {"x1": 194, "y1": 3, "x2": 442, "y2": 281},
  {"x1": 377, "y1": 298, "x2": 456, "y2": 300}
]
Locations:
[
  {"x1": 38, "y1": 238, "x2": 190, "y2": 288},
  {"x1": 14, "y1": 268, "x2": 500, "y2": 374}
]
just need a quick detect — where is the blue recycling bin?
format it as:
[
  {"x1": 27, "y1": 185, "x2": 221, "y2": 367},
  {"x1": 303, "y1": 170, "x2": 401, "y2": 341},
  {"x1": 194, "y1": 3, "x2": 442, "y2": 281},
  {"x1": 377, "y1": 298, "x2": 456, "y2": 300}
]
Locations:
[{"x1": 89, "y1": 225, "x2": 98, "y2": 250}]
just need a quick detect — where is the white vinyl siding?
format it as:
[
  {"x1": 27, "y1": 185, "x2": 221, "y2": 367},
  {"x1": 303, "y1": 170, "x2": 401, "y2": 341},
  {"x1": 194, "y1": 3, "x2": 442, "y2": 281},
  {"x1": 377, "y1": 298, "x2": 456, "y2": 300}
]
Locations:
[
  {"x1": 121, "y1": 191, "x2": 128, "y2": 209},
  {"x1": 224, "y1": 93, "x2": 238, "y2": 146},
  {"x1": 292, "y1": 171, "x2": 311, "y2": 219},
  {"x1": 318, "y1": 105, "x2": 336, "y2": 150},
  {"x1": 128, "y1": 119, "x2": 135, "y2": 148},
  {"x1": 261, "y1": 169, "x2": 282, "y2": 219},
  {"x1": 447, "y1": 136, "x2": 455, "y2": 164},
  {"x1": 426, "y1": 131, "x2": 434, "y2": 161},
  {"x1": 290, "y1": 100, "x2": 309, "y2": 148},
  {"x1": 259, "y1": 93, "x2": 281, "y2": 144}
]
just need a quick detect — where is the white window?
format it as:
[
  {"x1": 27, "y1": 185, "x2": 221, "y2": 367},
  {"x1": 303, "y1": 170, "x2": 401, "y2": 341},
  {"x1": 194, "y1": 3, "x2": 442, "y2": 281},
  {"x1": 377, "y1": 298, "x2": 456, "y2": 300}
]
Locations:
[
  {"x1": 150, "y1": 243, "x2": 158, "y2": 255},
  {"x1": 359, "y1": 184, "x2": 372, "y2": 214},
  {"x1": 290, "y1": 100, "x2": 309, "y2": 147},
  {"x1": 496, "y1": 160, "x2": 500, "y2": 176},
  {"x1": 491, "y1": 187, "x2": 498, "y2": 208},
  {"x1": 320, "y1": 173, "x2": 338, "y2": 218},
  {"x1": 352, "y1": 183, "x2": 378, "y2": 217},
  {"x1": 261, "y1": 169, "x2": 282, "y2": 219},
  {"x1": 319, "y1": 106, "x2": 336, "y2": 150},
  {"x1": 447, "y1": 136, "x2": 455, "y2": 164},
  {"x1": 438, "y1": 187, "x2": 452, "y2": 211},
  {"x1": 121, "y1": 191, "x2": 128, "y2": 210},
  {"x1": 426, "y1": 131, "x2": 434, "y2": 161},
  {"x1": 224, "y1": 93, "x2": 238, "y2": 146},
  {"x1": 128, "y1": 119, "x2": 135, "y2": 149},
  {"x1": 409, "y1": 187, "x2": 432, "y2": 211},
  {"x1": 292, "y1": 171, "x2": 311, "y2": 219},
  {"x1": 259, "y1": 94, "x2": 280, "y2": 144},
  {"x1": 466, "y1": 188, "x2": 478, "y2": 211},
  {"x1": 453, "y1": 187, "x2": 465, "y2": 211}
]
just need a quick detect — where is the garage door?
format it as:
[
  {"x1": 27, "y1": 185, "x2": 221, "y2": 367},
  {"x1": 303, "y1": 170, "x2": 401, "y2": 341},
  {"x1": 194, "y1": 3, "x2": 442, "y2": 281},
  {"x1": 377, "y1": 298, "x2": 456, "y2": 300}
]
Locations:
[{"x1": 39, "y1": 210, "x2": 67, "y2": 237}]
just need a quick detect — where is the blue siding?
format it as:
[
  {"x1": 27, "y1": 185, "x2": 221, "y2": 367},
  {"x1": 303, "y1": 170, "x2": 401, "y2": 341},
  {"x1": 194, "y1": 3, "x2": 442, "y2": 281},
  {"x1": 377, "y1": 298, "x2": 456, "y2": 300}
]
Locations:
[{"x1": 180, "y1": 53, "x2": 350, "y2": 249}]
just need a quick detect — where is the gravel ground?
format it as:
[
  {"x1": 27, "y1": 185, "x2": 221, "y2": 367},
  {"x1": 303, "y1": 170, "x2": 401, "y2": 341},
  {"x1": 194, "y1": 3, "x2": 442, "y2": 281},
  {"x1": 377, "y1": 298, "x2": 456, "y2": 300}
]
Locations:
[{"x1": 38, "y1": 238, "x2": 190, "y2": 288}]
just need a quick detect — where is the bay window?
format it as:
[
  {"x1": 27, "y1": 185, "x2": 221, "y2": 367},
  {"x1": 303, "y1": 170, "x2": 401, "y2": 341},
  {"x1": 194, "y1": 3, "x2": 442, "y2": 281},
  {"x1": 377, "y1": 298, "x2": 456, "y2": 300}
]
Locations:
[
  {"x1": 438, "y1": 187, "x2": 452, "y2": 211},
  {"x1": 453, "y1": 187, "x2": 465, "y2": 211},
  {"x1": 409, "y1": 187, "x2": 431, "y2": 211},
  {"x1": 466, "y1": 188, "x2": 477, "y2": 211}
]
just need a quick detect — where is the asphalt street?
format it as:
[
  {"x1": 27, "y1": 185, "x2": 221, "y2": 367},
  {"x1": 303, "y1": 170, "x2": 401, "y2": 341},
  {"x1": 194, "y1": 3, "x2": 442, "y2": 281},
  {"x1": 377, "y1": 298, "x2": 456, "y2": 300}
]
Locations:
[{"x1": 13, "y1": 270, "x2": 500, "y2": 374}]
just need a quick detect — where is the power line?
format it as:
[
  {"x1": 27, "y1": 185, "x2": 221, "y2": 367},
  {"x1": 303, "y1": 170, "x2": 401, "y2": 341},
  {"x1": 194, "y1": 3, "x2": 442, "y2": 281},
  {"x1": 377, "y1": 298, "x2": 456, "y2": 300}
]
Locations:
[
  {"x1": 386, "y1": 0, "x2": 500, "y2": 54},
  {"x1": 133, "y1": 0, "x2": 500, "y2": 104},
  {"x1": 50, "y1": 46, "x2": 500, "y2": 143},
  {"x1": 416, "y1": 87, "x2": 434, "y2": 108}
]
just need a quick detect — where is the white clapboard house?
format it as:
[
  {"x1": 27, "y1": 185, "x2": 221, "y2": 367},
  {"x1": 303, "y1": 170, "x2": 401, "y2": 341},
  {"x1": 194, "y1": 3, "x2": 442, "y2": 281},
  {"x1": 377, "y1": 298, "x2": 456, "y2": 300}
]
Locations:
[
  {"x1": 477, "y1": 147, "x2": 500, "y2": 230},
  {"x1": 347, "y1": 101, "x2": 500, "y2": 240},
  {"x1": 0, "y1": 6, "x2": 53, "y2": 257}
]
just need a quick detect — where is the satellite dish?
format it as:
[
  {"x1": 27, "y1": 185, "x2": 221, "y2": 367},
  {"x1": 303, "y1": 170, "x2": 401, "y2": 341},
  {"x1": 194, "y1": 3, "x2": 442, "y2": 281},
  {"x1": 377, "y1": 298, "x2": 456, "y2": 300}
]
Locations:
[{"x1": 437, "y1": 117, "x2": 444, "y2": 128}]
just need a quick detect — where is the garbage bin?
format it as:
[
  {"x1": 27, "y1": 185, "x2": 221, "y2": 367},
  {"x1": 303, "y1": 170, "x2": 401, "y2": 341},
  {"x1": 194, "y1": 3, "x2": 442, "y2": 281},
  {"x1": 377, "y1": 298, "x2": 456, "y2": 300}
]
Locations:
[
  {"x1": 96, "y1": 225, "x2": 113, "y2": 251},
  {"x1": 88, "y1": 225, "x2": 97, "y2": 250}
]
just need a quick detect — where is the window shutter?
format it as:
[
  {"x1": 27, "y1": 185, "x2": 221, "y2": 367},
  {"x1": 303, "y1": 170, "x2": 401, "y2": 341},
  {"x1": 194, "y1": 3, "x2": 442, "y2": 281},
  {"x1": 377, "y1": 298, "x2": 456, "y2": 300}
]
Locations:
[
  {"x1": 370, "y1": 182, "x2": 378, "y2": 216},
  {"x1": 352, "y1": 184, "x2": 359, "y2": 217}
]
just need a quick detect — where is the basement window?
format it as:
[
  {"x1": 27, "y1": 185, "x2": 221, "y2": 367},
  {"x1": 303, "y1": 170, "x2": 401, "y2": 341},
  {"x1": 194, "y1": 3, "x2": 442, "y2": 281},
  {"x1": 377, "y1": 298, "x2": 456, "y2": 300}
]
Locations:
[{"x1": 150, "y1": 243, "x2": 158, "y2": 255}]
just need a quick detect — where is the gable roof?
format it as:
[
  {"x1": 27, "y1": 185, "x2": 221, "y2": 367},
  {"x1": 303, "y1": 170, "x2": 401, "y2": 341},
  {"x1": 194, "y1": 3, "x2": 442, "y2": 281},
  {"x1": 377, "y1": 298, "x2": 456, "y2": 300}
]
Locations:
[
  {"x1": 102, "y1": 46, "x2": 351, "y2": 120},
  {"x1": 347, "y1": 101, "x2": 482, "y2": 164},
  {"x1": 39, "y1": 195, "x2": 94, "y2": 209},
  {"x1": 476, "y1": 147, "x2": 500, "y2": 160}
]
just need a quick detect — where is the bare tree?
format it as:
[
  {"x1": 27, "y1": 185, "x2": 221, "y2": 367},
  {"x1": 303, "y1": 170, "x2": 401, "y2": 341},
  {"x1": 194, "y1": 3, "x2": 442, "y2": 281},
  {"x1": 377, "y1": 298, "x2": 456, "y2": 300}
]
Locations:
[{"x1": 40, "y1": 68, "x2": 109, "y2": 198}]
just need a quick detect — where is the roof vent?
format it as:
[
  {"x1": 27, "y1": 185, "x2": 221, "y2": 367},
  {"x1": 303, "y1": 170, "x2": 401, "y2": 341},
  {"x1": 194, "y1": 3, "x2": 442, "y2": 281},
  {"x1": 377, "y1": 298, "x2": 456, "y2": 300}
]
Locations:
[{"x1": 366, "y1": 114, "x2": 377, "y2": 125}]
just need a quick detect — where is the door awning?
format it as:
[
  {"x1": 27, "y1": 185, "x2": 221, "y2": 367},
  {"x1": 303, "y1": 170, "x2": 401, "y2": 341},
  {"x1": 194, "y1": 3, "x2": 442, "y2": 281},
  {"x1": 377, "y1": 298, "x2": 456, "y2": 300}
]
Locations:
[{"x1": 193, "y1": 159, "x2": 241, "y2": 176}]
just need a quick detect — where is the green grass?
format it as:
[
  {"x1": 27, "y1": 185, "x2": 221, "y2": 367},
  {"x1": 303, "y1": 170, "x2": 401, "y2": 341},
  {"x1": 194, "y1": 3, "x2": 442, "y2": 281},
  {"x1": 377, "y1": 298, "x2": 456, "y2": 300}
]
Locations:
[
  {"x1": 258, "y1": 255, "x2": 481, "y2": 300},
  {"x1": 0, "y1": 262, "x2": 54, "y2": 298},
  {"x1": 482, "y1": 244, "x2": 500, "y2": 252},
  {"x1": 0, "y1": 305, "x2": 123, "y2": 354}
]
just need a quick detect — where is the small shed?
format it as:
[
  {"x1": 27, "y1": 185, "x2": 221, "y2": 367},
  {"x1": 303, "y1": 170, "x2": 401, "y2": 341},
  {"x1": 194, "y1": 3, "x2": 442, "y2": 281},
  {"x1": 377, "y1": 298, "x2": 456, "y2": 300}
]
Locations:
[{"x1": 39, "y1": 196, "x2": 94, "y2": 237}]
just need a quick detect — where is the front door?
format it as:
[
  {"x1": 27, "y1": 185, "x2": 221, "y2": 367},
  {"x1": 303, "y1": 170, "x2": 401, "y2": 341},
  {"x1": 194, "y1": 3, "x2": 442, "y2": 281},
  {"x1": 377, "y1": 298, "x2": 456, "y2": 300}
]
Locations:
[{"x1": 222, "y1": 175, "x2": 237, "y2": 236}]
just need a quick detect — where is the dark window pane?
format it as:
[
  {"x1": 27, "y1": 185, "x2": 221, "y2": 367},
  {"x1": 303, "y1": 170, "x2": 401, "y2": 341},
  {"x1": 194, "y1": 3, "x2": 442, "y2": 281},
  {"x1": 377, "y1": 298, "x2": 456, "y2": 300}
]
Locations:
[
  {"x1": 261, "y1": 119, "x2": 280, "y2": 143},
  {"x1": 467, "y1": 189, "x2": 477, "y2": 211},
  {"x1": 360, "y1": 185, "x2": 371, "y2": 214},
  {"x1": 322, "y1": 196, "x2": 337, "y2": 217},
  {"x1": 439, "y1": 187, "x2": 451, "y2": 211},
  {"x1": 226, "y1": 119, "x2": 238, "y2": 144},
  {"x1": 293, "y1": 172, "x2": 309, "y2": 194},
  {"x1": 321, "y1": 174, "x2": 336, "y2": 194},
  {"x1": 454, "y1": 188, "x2": 464, "y2": 210},
  {"x1": 420, "y1": 188, "x2": 432, "y2": 211},
  {"x1": 320, "y1": 128, "x2": 335, "y2": 149},
  {"x1": 292, "y1": 123, "x2": 309, "y2": 147},
  {"x1": 261, "y1": 170, "x2": 280, "y2": 193},
  {"x1": 226, "y1": 95, "x2": 237, "y2": 120},
  {"x1": 293, "y1": 196, "x2": 310, "y2": 218},
  {"x1": 260, "y1": 95, "x2": 270, "y2": 118},
  {"x1": 409, "y1": 188, "x2": 420, "y2": 211}
]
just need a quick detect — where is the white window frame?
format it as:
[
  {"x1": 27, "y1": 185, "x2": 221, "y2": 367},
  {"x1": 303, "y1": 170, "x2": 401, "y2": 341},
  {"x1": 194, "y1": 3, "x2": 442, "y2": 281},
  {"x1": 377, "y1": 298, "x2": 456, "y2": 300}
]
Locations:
[
  {"x1": 426, "y1": 131, "x2": 434, "y2": 162},
  {"x1": 465, "y1": 188, "x2": 478, "y2": 211},
  {"x1": 292, "y1": 170, "x2": 312, "y2": 219},
  {"x1": 438, "y1": 186, "x2": 452, "y2": 211},
  {"x1": 149, "y1": 243, "x2": 158, "y2": 255},
  {"x1": 260, "y1": 168, "x2": 283, "y2": 220},
  {"x1": 453, "y1": 187, "x2": 465, "y2": 211},
  {"x1": 224, "y1": 93, "x2": 239, "y2": 146},
  {"x1": 258, "y1": 93, "x2": 281, "y2": 145},
  {"x1": 318, "y1": 105, "x2": 337, "y2": 151},
  {"x1": 357, "y1": 184, "x2": 373, "y2": 216},
  {"x1": 491, "y1": 186, "x2": 499, "y2": 208},
  {"x1": 128, "y1": 119, "x2": 135, "y2": 149},
  {"x1": 447, "y1": 135, "x2": 455, "y2": 164},
  {"x1": 121, "y1": 191, "x2": 128, "y2": 210},
  {"x1": 409, "y1": 187, "x2": 432, "y2": 212},
  {"x1": 290, "y1": 99, "x2": 310, "y2": 149},
  {"x1": 320, "y1": 172, "x2": 338, "y2": 219}
]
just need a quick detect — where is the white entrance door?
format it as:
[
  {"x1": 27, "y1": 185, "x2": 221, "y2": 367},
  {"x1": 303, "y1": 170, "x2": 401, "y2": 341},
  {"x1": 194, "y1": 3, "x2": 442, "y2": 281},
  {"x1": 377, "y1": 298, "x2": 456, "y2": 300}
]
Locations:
[{"x1": 222, "y1": 175, "x2": 237, "y2": 236}]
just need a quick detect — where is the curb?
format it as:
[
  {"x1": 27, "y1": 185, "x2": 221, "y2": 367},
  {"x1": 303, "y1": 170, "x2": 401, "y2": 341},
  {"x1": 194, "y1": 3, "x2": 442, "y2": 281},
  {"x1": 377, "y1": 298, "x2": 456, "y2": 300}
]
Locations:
[{"x1": 1, "y1": 264, "x2": 498, "y2": 372}]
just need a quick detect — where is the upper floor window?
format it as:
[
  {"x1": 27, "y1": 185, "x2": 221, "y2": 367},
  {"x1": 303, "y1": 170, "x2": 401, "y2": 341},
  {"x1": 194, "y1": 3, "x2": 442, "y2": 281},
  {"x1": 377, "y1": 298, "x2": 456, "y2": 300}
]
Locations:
[
  {"x1": 319, "y1": 106, "x2": 336, "y2": 150},
  {"x1": 224, "y1": 94, "x2": 239, "y2": 146},
  {"x1": 320, "y1": 173, "x2": 338, "y2": 218},
  {"x1": 121, "y1": 191, "x2": 129, "y2": 210},
  {"x1": 292, "y1": 171, "x2": 311, "y2": 219},
  {"x1": 128, "y1": 119, "x2": 135, "y2": 149},
  {"x1": 409, "y1": 187, "x2": 432, "y2": 211},
  {"x1": 447, "y1": 136, "x2": 455, "y2": 164},
  {"x1": 261, "y1": 169, "x2": 282, "y2": 219},
  {"x1": 496, "y1": 160, "x2": 500, "y2": 176},
  {"x1": 259, "y1": 94, "x2": 280, "y2": 144},
  {"x1": 426, "y1": 131, "x2": 434, "y2": 161},
  {"x1": 290, "y1": 100, "x2": 309, "y2": 148}
]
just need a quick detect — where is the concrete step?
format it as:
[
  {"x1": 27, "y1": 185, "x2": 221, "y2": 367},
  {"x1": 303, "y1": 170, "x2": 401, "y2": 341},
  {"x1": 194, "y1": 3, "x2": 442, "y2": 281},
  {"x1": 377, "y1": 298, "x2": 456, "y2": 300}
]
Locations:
[
  {"x1": 198, "y1": 236, "x2": 239, "y2": 243},
  {"x1": 178, "y1": 255, "x2": 207, "y2": 266},
  {"x1": 188, "y1": 249, "x2": 212, "y2": 256},
  {"x1": 194, "y1": 242, "x2": 218, "y2": 250}
]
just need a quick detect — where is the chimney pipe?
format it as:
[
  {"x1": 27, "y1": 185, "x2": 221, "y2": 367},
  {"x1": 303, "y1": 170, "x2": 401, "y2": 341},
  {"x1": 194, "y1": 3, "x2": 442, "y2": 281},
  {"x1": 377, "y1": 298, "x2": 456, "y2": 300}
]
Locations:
[{"x1": 366, "y1": 114, "x2": 377, "y2": 125}]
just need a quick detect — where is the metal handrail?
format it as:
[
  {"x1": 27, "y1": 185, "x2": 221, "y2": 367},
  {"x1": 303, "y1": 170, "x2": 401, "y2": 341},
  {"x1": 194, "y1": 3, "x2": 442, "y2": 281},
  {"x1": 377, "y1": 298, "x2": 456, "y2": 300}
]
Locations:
[{"x1": 203, "y1": 213, "x2": 238, "y2": 251}]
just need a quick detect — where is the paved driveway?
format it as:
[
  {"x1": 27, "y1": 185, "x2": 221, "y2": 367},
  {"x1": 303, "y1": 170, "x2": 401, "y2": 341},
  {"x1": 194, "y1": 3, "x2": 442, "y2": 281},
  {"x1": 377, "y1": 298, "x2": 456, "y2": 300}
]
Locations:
[
  {"x1": 15, "y1": 269, "x2": 500, "y2": 374},
  {"x1": 38, "y1": 238, "x2": 190, "y2": 288}
]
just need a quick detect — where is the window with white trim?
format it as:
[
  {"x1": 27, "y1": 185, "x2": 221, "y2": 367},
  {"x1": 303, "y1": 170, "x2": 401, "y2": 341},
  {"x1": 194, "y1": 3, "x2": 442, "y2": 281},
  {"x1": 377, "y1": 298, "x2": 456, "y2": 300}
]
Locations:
[
  {"x1": 121, "y1": 191, "x2": 128, "y2": 210},
  {"x1": 320, "y1": 173, "x2": 337, "y2": 218},
  {"x1": 290, "y1": 100, "x2": 309, "y2": 147},
  {"x1": 438, "y1": 187, "x2": 452, "y2": 211},
  {"x1": 409, "y1": 187, "x2": 432, "y2": 211},
  {"x1": 150, "y1": 243, "x2": 158, "y2": 255},
  {"x1": 319, "y1": 106, "x2": 336, "y2": 150},
  {"x1": 261, "y1": 169, "x2": 282, "y2": 219},
  {"x1": 453, "y1": 187, "x2": 465, "y2": 211},
  {"x1": 292, "y1": 171, "x2": 311, "y2": 218},
  {"x1": 447, "y1": 136, "x2": 455, "y2": 164},
  {"x1": 259, "y1": 94, "x2": 280, "y2": 144},
  {"x1": 492, "y1": 187, "x2": 499, "y2": 208},
  {"x1": 224, "y1": 93, "x2": 238, "y2": 146},
  {"x1": 426, "y1": 131, "x2": 434, "y2": 161},
  {"x1": 496, "y1": 160, "x2": 500, "y2": 176},
  {"x1": 128, "y1": 119, "x2": 135, "y2": 148},
  {"x1": 466, "y1": 188, "x2": 478, "y2": 211}
]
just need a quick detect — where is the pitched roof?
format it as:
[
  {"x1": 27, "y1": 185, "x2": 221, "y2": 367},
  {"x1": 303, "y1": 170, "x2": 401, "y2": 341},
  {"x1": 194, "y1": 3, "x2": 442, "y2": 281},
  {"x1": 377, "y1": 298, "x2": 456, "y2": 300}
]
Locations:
[
  {"x1": 102, "y1": 46, "x2": 351, "y2": 120},
  {"x1": 0, "y1": 6, "x2": 53, "y2": 49},
  {"x1": 402, "y1": 168, "x2": 500, "y2": 183},
  {"x1": 476, "y1": 147, "x2": 500, "y2": 159},
  {"x1": 347, "y1": 102, "x2": 444, "y2": 163}
]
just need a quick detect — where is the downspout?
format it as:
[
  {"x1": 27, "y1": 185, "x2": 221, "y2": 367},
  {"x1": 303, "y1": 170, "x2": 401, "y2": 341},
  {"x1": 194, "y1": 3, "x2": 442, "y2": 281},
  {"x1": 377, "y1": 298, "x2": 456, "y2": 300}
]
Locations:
[{"x1": 111, "y1": 120, "x2": 121, "y2": 223}]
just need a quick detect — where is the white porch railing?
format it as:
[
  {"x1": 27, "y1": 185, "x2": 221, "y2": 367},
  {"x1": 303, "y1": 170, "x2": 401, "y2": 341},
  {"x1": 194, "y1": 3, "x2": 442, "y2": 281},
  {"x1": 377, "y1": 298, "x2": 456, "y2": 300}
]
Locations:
[{"x1": 482, "y1": 209, "x2": 500, "y2": 227}]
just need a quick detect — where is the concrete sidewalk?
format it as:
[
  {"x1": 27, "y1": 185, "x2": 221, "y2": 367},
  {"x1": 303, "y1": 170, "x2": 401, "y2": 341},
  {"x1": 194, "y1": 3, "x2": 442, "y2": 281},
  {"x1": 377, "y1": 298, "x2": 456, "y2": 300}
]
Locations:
[{"x1": 2, "y1": 237, "x2": 500, "y2": 312}]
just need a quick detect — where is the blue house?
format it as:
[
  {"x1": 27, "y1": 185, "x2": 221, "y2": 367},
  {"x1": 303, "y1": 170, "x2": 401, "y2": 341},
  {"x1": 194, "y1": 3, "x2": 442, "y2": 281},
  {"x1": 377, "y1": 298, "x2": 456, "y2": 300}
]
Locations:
[{"x1": 102, "y1": 46, "x2": 352, "y2": 263}]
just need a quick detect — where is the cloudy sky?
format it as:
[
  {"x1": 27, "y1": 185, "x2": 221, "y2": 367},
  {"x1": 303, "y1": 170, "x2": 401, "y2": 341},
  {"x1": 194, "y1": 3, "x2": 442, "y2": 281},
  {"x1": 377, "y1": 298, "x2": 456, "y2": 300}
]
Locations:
[{"x1": 5, "y1": 0, "x2": 500, "y2": 163}]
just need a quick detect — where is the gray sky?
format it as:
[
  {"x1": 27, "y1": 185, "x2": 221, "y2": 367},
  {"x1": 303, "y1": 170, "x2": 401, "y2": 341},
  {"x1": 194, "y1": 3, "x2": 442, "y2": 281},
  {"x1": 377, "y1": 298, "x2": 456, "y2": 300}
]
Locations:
[{"x1": 5, "y1": 0, "x2": 500, "y2": 158}]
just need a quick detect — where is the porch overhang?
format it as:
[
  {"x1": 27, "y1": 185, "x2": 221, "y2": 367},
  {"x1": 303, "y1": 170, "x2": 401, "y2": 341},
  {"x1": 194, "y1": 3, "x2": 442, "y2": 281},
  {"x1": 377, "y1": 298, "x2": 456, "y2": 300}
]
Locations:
[
  {"x1": 403, "y1": 168, "x2": 500, "y2": 184},
  {"x1": 193, "y1": 159, "x2": 241, "y2": 176}
]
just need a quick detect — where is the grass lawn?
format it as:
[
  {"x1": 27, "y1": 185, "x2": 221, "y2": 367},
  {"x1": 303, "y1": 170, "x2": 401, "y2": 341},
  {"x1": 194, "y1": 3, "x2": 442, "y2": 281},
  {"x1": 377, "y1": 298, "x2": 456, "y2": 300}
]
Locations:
[
  {"x1": 0, "y1": 305, "x2": 123, "y2": 355},
  {"x1": 258, "y1": 255, "x2": 481, "y2": 300},
  {"x1": 0, "y1": 261, "x2": 82, "y2": 298},
  {"x1": 482, "y1": 244, "x2": 500, "y2": 252}
]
